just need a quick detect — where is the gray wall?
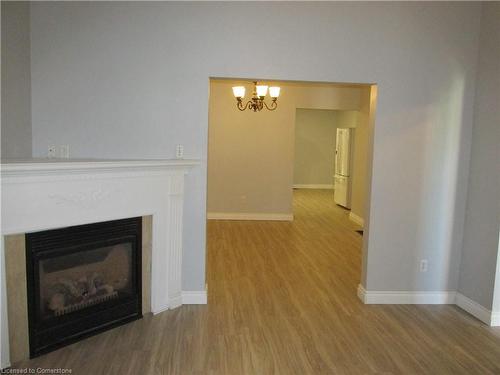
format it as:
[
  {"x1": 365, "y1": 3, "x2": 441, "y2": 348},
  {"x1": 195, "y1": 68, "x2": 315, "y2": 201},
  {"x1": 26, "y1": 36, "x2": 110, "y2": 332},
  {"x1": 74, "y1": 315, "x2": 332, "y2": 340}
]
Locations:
[
  {"x1": 458, "y1": 2, "x2": 500, "y2": 310},
  {"x1": 1, "y1": 1, "x2": 32, "y2": 159},
  {"x1": 294, "y1": 109, "x2": 337, "y2": 187},
  {"x1": 29, "y1": 2, "x2": 481, "y2": 292},
  {"x1": 294, "y1": 109, "x2": 359, "y2": 188}
]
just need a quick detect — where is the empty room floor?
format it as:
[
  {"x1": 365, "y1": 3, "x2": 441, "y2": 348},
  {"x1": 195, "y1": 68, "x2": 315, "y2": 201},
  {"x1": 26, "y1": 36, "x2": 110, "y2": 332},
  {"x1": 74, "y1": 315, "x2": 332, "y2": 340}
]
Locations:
[{"x1": 14, "y1": 190, "x2": 500, "y2": 374}]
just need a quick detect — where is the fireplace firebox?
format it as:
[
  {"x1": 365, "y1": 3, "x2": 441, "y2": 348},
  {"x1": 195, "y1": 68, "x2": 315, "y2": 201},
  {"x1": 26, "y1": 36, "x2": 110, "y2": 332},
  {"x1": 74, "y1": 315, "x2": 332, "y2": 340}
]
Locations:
[{"x1": 26, "y1": 217, "x2": 142, "y2": 357}]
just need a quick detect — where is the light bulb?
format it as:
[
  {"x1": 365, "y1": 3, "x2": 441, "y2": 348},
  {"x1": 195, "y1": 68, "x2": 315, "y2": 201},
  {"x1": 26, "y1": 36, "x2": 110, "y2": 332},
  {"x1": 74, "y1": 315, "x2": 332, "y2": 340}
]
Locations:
[
  {"x1": 256, "y1": 85, "x2": 268, "y2": 97},
  {"x1": 269, "y1": 87, "x2": 281, "y2": 98},
  {"x1": 232, "y1": 86, "x2": 245, "y2": 98}
]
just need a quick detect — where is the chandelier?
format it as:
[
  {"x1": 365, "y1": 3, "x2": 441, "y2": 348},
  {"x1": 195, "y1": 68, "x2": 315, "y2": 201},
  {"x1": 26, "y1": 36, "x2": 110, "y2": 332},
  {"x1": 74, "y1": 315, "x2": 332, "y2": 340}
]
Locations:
[{"x1": 232, "y1": 81, "x2": 281, "y2": 112}]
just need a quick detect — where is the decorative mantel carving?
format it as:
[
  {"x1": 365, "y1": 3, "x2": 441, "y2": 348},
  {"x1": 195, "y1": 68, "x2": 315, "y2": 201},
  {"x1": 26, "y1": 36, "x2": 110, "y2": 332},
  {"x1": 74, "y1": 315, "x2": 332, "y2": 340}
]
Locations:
[
  {"x1": 0, "y1": 158, "x2": 199, "y2": 368},
  {"x1": 48, "y1": 188, "x2": 119, "y2": 209}
]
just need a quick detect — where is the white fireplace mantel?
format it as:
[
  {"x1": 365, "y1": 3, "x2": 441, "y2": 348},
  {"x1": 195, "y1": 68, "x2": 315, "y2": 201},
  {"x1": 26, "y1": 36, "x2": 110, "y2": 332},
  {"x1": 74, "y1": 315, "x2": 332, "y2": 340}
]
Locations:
[{"x1": 0, "y1": 158, "x2": 201, "y2": 368}]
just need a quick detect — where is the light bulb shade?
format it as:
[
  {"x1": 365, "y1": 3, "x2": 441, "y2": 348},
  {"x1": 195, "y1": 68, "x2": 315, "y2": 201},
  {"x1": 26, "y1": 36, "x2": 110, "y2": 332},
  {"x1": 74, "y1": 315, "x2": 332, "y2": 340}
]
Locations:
[
  {"x1": 256, "y1": 85, "x2": 268, "y2": 97},
  {"x1": 269, "y1": 86, "x2": 281, "y2": 98},
  {"x1": 232, "y1": 86, "x2": 245, "y2": 98}
]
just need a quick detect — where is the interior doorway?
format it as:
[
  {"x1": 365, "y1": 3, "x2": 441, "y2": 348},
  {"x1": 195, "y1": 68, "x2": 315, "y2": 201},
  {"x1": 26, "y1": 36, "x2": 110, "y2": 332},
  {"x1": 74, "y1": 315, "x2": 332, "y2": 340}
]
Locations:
[
  {"x1": 293, "y1": 109, "x2": 361, "y2": 219},
  {"x1": 206, "y1": 77, "x2": 377, "y2": 292},
  {"x1": 294, "y1": 85, "x2": 374, "y2": 228}
]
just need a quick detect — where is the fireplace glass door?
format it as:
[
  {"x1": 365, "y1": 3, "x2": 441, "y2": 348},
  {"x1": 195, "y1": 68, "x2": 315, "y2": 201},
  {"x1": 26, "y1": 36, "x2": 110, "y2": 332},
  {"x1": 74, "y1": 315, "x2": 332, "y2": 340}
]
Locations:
[
  {"x1": 38, "y1": 242, "x2": 133, "y2": 320},
  {"x1": 26, "y1": 217, "x2": 142, "y2": 357}
]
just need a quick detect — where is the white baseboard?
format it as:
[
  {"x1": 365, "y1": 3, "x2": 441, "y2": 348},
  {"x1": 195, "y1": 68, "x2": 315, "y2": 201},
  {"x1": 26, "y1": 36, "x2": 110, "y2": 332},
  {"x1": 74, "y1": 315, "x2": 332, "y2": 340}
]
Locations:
[
  {"x1": 169, "y1": 295, "x2": 183, "y2": 309},
  {"x1": 491, "y1": 312, "x2": 500, "y2": 326},
  {"x1": 349, "y1": 212, "x2": 364, "y2": 227},
  {"x1": 293, "y1": 184, "x2": 334, "y2": 189},
  {"x1": 358, "y1": 285, "x2": 499, "y2": 326},
  {"x1": 207, "y1": 212, "x2": 293, "y2": 221},
  {"x1": 153, "y1": 304, "x2": 171, "y2": 315},
  {"x1": 182, "y1": 290, "x2": 208, "y2": 304},
  {"x1": 455, "y1": 293, "x2": 497, "y2": 326},
  {"x1": 153, "y1": 291, "x2": 208, "y2": 314},
  {"x1": 357, "y1": 284, "x2": 455, "y2": 304}
]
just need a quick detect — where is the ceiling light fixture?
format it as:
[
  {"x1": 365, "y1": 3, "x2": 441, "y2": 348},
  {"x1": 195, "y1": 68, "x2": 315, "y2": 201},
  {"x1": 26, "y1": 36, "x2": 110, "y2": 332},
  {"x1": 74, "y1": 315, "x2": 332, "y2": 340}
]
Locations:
[{"x1": 232, "y1": 81, "x2": 281, "y2": 112}]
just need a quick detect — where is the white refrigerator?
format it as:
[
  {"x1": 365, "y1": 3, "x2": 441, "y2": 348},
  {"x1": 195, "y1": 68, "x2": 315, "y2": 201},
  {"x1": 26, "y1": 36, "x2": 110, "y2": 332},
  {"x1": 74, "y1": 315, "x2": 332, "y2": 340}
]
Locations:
[{"x1": 334, "y1": 128, "x2": 352, "y2": 208}]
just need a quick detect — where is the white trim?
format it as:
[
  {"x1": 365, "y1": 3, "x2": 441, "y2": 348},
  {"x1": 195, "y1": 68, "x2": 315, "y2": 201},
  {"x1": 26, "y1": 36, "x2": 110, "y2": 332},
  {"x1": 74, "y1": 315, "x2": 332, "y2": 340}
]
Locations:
[
  {"x1": 455, "y1": 293, "x2": 496, "y2": 326},
  {"x1": 357, "y1": 284, "x2": 455, "y2": 304},
  {"x1": 168, "y1": 295, "x2": 183, "y2": 310},
  {"x1": 182, "y1": 291, "x2": 208, "y2": 304},
  {"x1": 349, "y1": 212, "x2": 364, "y2": 227},
  {"x1": 491, "y1": 231, "x2": 500, "y2": 326},
  {"x1": 491, "y1": 312, "x2": 500, "y2": 326},
  {"x1": 358, "y1": 286, "x2": 500, "y2": 326},
  {"x1": 1, "y1": 158, "x2": 200, "y2": 176},
  {"x1": 293, "y1": 184, "x2": 334, "y2": 189},
  {"x1": 207, "y1": 212, "x2": 293, "y2": 221},
  {"x1": 152, "y1": 305, "x2": 170, "y2": 315}
]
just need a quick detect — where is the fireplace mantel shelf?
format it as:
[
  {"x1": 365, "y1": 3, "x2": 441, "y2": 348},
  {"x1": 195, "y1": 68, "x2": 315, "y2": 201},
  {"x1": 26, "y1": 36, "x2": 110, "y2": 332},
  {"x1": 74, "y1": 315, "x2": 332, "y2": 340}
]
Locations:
[{"x1": 1, "y1": 158, "x2": 200, "y2": 176}]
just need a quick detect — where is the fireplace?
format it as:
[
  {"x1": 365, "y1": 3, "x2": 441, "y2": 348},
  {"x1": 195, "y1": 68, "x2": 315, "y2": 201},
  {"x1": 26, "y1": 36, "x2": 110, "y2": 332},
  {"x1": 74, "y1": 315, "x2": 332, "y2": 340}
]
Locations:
[
  {"x1": 1, "y1": 159, "x2": 198, "y2": 367},
  {"x1": 25, "y1": 217, "x2": 142, "y2": 357}
]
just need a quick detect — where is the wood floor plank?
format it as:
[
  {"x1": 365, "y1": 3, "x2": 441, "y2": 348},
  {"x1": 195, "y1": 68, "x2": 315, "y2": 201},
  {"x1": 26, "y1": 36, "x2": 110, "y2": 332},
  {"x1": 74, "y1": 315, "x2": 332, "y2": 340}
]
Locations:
[{"x1": 13, "y1": 189, "x2": 500, "y2": 374}]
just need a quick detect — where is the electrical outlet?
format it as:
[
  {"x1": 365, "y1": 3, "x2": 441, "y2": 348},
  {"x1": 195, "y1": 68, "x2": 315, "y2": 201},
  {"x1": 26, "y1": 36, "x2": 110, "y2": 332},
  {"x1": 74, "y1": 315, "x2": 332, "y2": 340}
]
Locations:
[
  {"x1": 420, "y1": 259, "x2": 428, "y2": 273},
  {"x1": 60, "y1": 145, "x2": 70, "y2": 159},
  {"x1": 175, "y1": 144, "x2": 184, "y2": 159},
  {"x1": 48, "y1": 145, "x2": 57, "y2": 158}
]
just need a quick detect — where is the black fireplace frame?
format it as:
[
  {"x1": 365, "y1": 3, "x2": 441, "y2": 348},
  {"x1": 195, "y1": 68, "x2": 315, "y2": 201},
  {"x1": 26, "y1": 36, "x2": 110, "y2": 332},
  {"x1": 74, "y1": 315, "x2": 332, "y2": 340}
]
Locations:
[{"x1": 26, "y1": 217, "x2": 142, "y2": 358}]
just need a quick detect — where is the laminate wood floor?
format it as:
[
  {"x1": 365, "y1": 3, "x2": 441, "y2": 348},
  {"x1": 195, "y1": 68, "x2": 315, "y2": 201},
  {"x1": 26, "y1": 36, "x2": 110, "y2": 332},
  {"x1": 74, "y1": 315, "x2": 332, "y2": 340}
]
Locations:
[{"x1": 14, "y1": 189, "x2": 500, "y2": 374}]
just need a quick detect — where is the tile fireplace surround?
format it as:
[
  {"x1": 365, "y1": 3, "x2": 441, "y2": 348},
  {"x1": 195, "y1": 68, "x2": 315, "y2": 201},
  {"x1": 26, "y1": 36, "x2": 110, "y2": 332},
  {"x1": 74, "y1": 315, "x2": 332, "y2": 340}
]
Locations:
[{"x1": 0, "y1": 159, "x2": 202, "y2": 368}]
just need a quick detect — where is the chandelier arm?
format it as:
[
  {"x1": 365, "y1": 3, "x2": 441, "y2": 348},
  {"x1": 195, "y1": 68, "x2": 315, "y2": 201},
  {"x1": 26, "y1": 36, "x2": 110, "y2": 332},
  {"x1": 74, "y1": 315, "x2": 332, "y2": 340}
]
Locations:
[
  {"x1": 246, "y1": 101, "x2": 255, "y2": 111},
  {"x1": 236, "y1": 100, "x2": 253, "y2": 111},
  {"x1": 263, "y1": 100, "x2": 278, "y2": 111},
  {"x1": 236, "y1": 97, "x2": 278, "y2": 112}
]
